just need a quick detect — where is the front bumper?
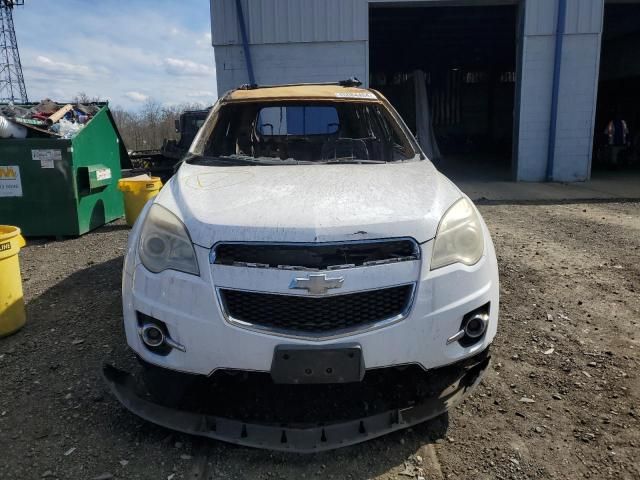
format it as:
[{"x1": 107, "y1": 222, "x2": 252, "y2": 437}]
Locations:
[
  {"x1": 103, "y1": 348, "x2": 490, "y2": 453},
  {"x1": 122, "y1": 233, "x2": 499, "y2": 375}
]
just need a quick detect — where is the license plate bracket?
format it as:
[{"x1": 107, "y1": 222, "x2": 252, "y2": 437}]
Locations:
[{"x1": 270, "y1": 343, "x2": 364, "y2": 384}]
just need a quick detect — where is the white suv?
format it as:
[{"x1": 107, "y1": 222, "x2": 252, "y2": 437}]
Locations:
[{"x1": 104, "y1": 81, "x2": 499, "y2": 452}]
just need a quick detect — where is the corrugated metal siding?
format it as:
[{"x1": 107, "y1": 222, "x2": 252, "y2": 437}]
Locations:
[
  {"x1": 524, "y1": 0, "x2": 557, "y2": 36},
  {"x1": 516, "y1": 34, "x2": 555, "y2": 181},
  {"x1": 518, "y1": 0, "x2": 603, "y2": 181},
  {"x1": 524, "y1": 0, "x2": 604, "y2": 36},
  {"x1": 553, "y1": 32, "x2": 601, "y2": 180},
  {"x1": 211, "y1": 0, "x2": 367, "y2": 46},
  {"x1": 564, "y1": 0, "x2": 603, "y2": 35},
  {"x1": 215, "y1": 41, "x2": 368, "y2": 94}
]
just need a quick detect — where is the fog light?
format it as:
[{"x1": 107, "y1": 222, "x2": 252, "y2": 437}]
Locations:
[
  {"x1": 137, "y1": 312, "x2": 187, "y2": 354},
  {"x1": 446, "y1": 303, "x2": 491, "y2": 346},
  {"x1": 464, "y1": 313, "x2": 488, "y2": 339},
  {"x1": 141, "y1": 324, "x2": 165, "y2": 347}
]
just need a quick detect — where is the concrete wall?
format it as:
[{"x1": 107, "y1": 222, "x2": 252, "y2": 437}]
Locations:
[{"x1": 211, "y1": 0, "x2": 605, "y2": 182}]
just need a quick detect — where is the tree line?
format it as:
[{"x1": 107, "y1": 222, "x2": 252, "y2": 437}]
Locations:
[{"x1": 74, "y1": 93, "x2": 206, "y2": 151}]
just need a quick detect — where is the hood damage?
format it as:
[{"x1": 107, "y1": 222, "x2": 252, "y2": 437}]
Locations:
[{"x1": 155, "y1": 161, "x2": 462, "y2": 248}]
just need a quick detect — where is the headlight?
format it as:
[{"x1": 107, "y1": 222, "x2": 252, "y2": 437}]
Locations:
[
  {"x1": 138, "y1": 204, "x2": 199, "y2": 275},
  {"x1": 431, "y1": 198, "x2": 484, "y2": 270}
]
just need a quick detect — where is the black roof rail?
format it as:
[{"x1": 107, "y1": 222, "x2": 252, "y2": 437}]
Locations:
[
  {"x1": 338, "y1": 77, "x2": 362, "y2": 87},
  {"x1": 236, "y1": 78, "x2": 363, "y2": 90}
]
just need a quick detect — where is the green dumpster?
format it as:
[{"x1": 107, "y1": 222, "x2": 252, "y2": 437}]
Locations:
[{"x1": 0, "y1": 103, "x2": 126, "y2": 237}]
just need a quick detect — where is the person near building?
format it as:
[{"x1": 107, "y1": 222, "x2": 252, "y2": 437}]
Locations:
[{"x1": 604, "y1": 113, "x2": 629, "y2": 166}]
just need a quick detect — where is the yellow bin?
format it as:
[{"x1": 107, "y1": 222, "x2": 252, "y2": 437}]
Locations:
[
  {"x1": 0, "y1": 225, "x2": 26, "y2": 337},
  {"x1": 118, "y1": 176, "x2": 163, "y2": 226}
]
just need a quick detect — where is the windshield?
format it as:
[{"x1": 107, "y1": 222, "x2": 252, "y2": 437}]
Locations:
[{"x1": 188, "y1": 101, "x2": 420, "y2": 165}]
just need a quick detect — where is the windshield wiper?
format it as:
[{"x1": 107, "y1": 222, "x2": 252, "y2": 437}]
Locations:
[
  {"x1": 184, "y1": 154, "x2": 396, "y2": 166},
  {"x1": 185, "y1": 154, "x2": 315, "y2": 166},
  {"x1": 321, "y1": 158, "x2": 387, "y2": 164}
]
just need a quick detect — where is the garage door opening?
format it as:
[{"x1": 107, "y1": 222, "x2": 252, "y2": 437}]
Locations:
[
  {"x1": 369, "y1": 3, "x2": 519, "y2": 180},
  {"x1": 593, "y1": 2, "x2": 640, "y2": 175}
]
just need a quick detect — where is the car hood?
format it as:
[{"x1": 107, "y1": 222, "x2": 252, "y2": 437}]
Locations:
[{"x1": 155, "y1": 161, "x2": 462, "y2": 247}]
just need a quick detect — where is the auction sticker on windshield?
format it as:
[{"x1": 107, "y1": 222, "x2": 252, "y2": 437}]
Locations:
[
  {"x1": 335, "y1": 92, "x2": 377, "y2": 99},
  {"x1": 0, "y1": 165, "x2": 22, "y2": 197}
]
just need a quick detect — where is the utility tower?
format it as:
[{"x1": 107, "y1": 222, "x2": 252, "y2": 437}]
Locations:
[{"x1": 0, "y1": 0, "x2": 27, "y2": 103}]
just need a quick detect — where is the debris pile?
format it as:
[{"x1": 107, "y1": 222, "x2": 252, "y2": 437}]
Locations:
[{"x1": 0, "y1": 99, "x2": 100, "y2": 139}]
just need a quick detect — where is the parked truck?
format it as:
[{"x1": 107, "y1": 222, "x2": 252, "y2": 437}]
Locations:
[{"x1": 128, "y1": 108, "x2": 210, "y2": 181}]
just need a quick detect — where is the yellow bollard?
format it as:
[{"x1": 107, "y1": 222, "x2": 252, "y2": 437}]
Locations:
[
  {"x1": 0, "y1": 225, "x2": 26, "y2": 337},
  {"x1": 117, "y1": 176, "x2": 163, "y2": 226}
]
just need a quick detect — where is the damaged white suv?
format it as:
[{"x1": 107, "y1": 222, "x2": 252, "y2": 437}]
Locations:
[{"x1": 105, "y1": 80, "x2": 499, "y2": 452}]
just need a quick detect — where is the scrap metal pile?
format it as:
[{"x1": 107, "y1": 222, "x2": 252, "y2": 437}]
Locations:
[{"x1": 0, "y1": 99, "x2": 100, "y2": 139}]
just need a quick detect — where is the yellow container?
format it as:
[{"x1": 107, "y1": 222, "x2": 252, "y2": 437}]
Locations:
[
  {"x1": 0, "y1": 225, "x2": 26, "y2": 337},
  {"x1": 118, "y1": 176, "x2": 163, "y2": 226}
]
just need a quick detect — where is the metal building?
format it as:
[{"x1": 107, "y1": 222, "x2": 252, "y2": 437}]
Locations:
[{"x1": 210, "y1": 0, "x2": 640, "y2": 182}]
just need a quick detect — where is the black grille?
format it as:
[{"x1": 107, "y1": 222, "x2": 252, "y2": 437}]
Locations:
[
  {"x1": 220, "y1": 285, "x2": 414, "y2": 335},
  {"x1": 214, "y1": 240, "x2": 418, "y2": 270}
]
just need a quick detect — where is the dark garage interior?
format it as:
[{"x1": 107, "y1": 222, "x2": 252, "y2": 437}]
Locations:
[
  {"x1": 369, "y1": 3, "x2": 518, "y2": 180},
  {"x1": 593, "y1": 1, "x2": 640, "y2": 172}
]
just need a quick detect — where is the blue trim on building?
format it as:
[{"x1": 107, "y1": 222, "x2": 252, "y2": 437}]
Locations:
[
  {"x1": 235, "y1": 0, "x2": 256, "y2": 85},
  {"x1": 546, "y1": 0, "x2": 567, "y2": 181}
]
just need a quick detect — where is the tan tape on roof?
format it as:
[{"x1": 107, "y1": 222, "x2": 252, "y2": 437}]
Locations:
[{"x1": 225, "y1": 85, "x2": 381, "y2": 102}]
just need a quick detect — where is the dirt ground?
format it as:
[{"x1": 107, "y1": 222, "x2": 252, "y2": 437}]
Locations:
[{"x1": 0, "y1": 201, "x2": 638, "y2": 480}]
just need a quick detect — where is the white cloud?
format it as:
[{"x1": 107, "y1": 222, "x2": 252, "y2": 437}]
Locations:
[
  {"x1": 163, "y1": 58, "x2": 213, "y2": 77},
  {"x1": 15, "y1": 1, "x2": 217, "y2": 109},
  {"x1": 35, "y1": 55, "x2": 92, "y2": 76},
  {"x1": 124, "y1": 91, "x2": 149, "y2": 103}
]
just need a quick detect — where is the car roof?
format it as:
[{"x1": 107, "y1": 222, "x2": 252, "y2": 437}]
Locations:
[{"x1": 223, "y1": 84, "x2": 382, "y2": 103}]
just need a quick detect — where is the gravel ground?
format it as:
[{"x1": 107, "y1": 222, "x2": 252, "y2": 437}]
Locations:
[{"x1": 0, "y1": 201, "x2": 638, "y2": 480}]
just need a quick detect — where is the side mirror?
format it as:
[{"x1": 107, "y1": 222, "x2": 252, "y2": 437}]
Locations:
[{"x1": 174, "y1": 119, "x2": 180, "y2": 133}]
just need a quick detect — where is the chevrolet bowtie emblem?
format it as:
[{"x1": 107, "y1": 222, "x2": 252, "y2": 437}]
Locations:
[{"x1": 289, "y1": 273, "x2": 345, "y2": 295}]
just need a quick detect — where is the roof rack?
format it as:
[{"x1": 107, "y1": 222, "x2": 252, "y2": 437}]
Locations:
[
  {"x1": 237, "y1": 77, "x2": 363, "y2": 90},
  {"x1": 338, "y1": 77, "x2": 362, "y2": 87}
]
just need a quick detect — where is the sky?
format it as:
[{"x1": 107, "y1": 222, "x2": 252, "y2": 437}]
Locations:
[{"x1": 12, "y1": 0, "x2": 217, "y2": 110}]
